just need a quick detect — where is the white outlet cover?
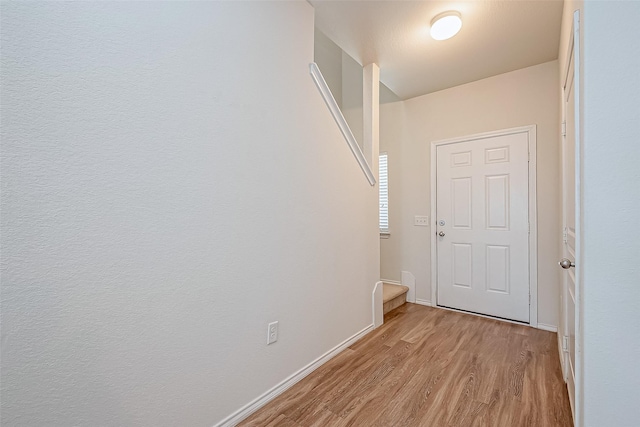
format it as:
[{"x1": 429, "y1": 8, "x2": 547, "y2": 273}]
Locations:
[{"x1": 267, "y1": 321, "x2": 278, "y2": 345}]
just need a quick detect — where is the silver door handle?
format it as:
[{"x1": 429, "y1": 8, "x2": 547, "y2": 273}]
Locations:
[
  {"x1": 559, "y1": 258, "x2": 575, "y2": 269},
  {"x1": 438, "y1": 231, "x2": 445, "y2": 237}
]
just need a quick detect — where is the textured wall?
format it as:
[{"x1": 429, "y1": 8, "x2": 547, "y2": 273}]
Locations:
[
  {"x1": 0, "y1": 2, "x2": 379, "y2": 425},
  {"x1": 580, "y1": 2, "x2": 640, "y2": 425}
]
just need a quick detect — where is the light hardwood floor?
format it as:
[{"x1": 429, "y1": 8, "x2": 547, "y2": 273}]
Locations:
[{"x1": 239, "y1": 303, "x2": 573, "y2": 427}]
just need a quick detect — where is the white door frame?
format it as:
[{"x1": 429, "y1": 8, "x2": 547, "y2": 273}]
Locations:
[{"x1": 430, "y1": 125, "x2": 538, "y2": 326}]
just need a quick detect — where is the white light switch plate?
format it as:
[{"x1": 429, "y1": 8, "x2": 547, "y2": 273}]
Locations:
[{"x1": 414, "y1": 216, "x2": 429, "y2": 226}]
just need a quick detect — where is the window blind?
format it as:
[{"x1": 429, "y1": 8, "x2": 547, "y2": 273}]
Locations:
[{"x1": 379, "y1": 153, "x2": 389, "y2": 232}]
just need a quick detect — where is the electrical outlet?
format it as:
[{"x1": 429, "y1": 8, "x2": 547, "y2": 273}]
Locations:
[
  {"x1": 414, "y1": 215, "x2": 429, "y2": 226},
  {"x1": 267, "y1": 321, "x2": 279, "y2": 345}
]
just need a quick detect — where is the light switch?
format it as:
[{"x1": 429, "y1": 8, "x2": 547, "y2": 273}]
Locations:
[{"x1": 414, "y1": 216, "x2": 429, "y2": 226}]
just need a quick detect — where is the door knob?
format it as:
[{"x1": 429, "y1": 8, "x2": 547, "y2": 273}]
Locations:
[
  {"x1": 438, "y1": 231, "x2": 445, "y2": 237},
  {"x1": 559, "y1": 258, "x2": 575, "y2": 269}
]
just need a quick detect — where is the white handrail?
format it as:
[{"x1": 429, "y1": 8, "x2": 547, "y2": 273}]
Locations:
[{"x1": 309, "y1": 63, "x2": 376, "y2": 186}]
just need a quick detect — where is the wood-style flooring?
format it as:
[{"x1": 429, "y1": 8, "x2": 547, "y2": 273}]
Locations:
[{"x1": 239, "y1": 303, "x2": 573, "y2": 427}]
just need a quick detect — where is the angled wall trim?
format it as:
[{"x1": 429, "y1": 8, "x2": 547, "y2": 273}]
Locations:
[
  {"x1": 373, "y1": 281, "x2": 384, "y2": 328},
  {"x1": 309, "y1": 63, "x2": 376, "y2": 186}
]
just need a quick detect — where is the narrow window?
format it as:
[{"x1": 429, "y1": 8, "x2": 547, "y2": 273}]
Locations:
[{"x1": 379, "y1": 153, "x2": 389, "y2": 234}]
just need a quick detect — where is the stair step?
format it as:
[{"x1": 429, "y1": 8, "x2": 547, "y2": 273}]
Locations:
[
  {"x1": 382, "y1": 283, "x2": 409, "y2": 314},
  {"x1": 382, "y1": 283, "x2": 409, "y2": 303}
]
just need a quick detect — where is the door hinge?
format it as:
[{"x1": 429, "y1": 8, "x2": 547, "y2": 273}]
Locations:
[
  {"x1": 562, "y1": 121, "x2": 567, "y2": 137},
  {"x1": 562, "y1": 336, "x2": 569, "y2": 352},
  {"x1": 563, "y1": 226, "x2": 568, "y2": 243}
]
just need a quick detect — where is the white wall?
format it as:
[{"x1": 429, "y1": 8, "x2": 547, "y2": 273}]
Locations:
[
  {"x1": 341, "y1": 51, "x2": 365, "y2": 152},
  {"x1": 314, "y1": 29, "x2": 364, "y2": 152},
  {"x1": 0, "y1": 2, "x2": 380, "y2": 425},
  {"x1": 314, "y1": 29, "x2": 343, "y2": 109},
  {"x1": 379, "y1": 84, "x2": 405, "y2": 282},
  {"x1": 579, "y1": 1, "x2": 640, "y2": 425},
  {"x1": 383, "y1": 61, "x2": 560, "y2": 326}
]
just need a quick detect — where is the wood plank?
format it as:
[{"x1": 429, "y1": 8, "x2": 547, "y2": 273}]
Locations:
[{"x1": 237, "y1": 304, "x2": 573, "y2": 427}]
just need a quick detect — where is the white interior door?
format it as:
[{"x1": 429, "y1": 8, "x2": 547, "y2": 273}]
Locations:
[
  {"x1": 435, "y1": 130, "x2": 531, "y2": 323},
  {"x1": 560, "y1": 11, "x2": 580, "y2": 423}
]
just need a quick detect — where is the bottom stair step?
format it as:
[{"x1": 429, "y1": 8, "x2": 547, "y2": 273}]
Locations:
[{"x1": 382, "y1": 283, "x2": 409, "y2": 314}]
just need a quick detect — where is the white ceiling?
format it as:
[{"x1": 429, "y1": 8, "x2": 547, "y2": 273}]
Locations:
[{"x1": 311, "y1": 0, "x2": 564, "y2": 100}]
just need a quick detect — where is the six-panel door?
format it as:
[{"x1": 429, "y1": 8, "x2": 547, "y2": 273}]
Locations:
[{"x1": 436, "y1": 132, "x2": 530, "y2": 322}]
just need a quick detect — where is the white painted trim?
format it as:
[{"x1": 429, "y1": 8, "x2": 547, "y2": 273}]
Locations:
[
  {"x1": 430, "y1": 146, "x2": 438, "y2": 308},
  {"x1": 528, "y1": 126, "x2": 539, "y2": 327},
  {"x1": 309, "y1": 63, "x2": 376, "y2": 186},
  {"x1": 537, "y1": 323, "x2": 558, "y2": 333},
  {"x1": 401, "y1": 271, "x2": 416, "y2": 303},
  {"x1": 430, "y1": 125, "x2": 538, "y2": 325},
  {"x1": 363, "y1": 63, "x2": 380, "y2": 170},
  {"x1": 415, "y1": 299, "x2": 432, "y2": 307},
  {"x1": 380, "y1": 279, "x2": 402, "y2": 285},
  {"x1": 373, "y1": 281, "x2": 383, "y2": 329},
  {"x1": 214, "y1": 324, "x2": 374, "y2": 427}
]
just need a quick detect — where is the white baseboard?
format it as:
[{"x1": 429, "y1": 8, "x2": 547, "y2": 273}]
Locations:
[
  {"x1": 214, "y1": 324, "x2": 374, "y2": 427},
  {"x1": 380, "y1": 279, "x2": 402, "y2": 285},
  {"x1": 415, "y1": 299, "x2": 432, "y2": 307},
  {"x1": 537, "y1": 323, "x2": 558, "y2": 333}
]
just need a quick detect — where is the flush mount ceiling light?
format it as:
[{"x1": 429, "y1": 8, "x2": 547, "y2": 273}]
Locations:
[{"x1": 430, "y1": 11, "x2": 462, "y2": 41}]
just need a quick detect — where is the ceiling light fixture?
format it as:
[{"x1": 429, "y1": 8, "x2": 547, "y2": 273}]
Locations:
[{"x1": 430, "y1": 11, "x2": 462, "y2": 41}]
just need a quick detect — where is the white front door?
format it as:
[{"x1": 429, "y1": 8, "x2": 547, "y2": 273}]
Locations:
[{"x1": 435, "y1": 130, "x2": 532, "y2": 322}]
